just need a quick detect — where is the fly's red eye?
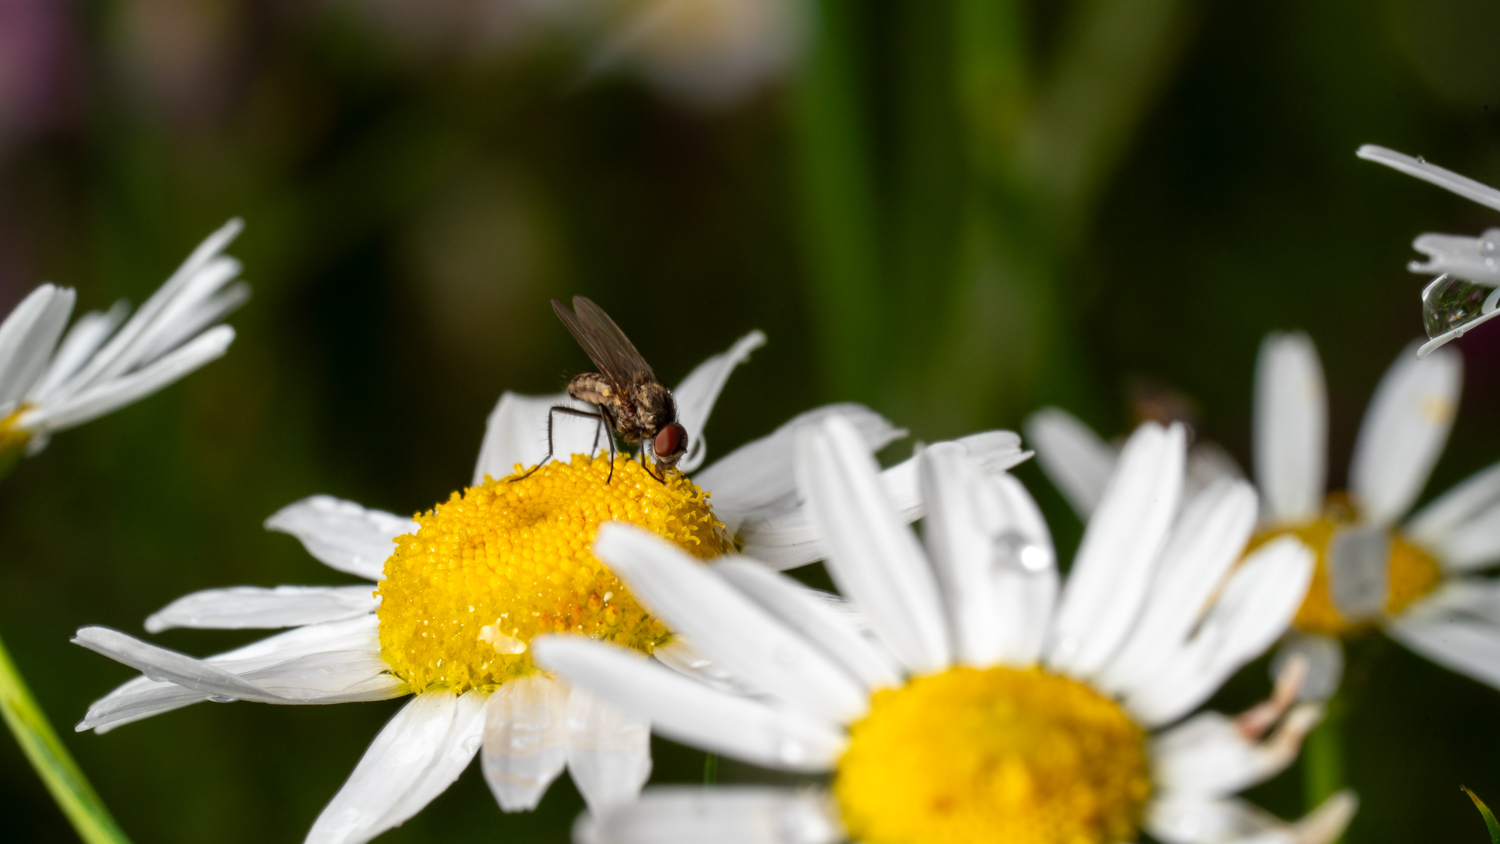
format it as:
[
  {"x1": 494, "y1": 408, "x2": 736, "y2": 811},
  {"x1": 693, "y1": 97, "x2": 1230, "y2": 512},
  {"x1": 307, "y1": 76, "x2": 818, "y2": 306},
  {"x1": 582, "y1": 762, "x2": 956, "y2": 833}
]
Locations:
[{"x1": 654, "y1": 423, "x2": 686, "y2": 458}]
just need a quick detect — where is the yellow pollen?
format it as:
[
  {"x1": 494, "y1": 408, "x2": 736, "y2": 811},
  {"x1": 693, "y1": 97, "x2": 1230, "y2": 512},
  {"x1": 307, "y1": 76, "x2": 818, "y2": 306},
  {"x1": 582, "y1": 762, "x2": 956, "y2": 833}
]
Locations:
[
  {"x1": 1250, "y1": 494, "x2": 1444, "y2": 637},
  {"x1": 376, "y1": 453, "x2": 733, "y2": 693},
  {"x1": 0, "y1": 404, "x2": 32, "y2": 478},
  {"x1": 835, "y1": 666, "x2": 1150, "y2": 844}
]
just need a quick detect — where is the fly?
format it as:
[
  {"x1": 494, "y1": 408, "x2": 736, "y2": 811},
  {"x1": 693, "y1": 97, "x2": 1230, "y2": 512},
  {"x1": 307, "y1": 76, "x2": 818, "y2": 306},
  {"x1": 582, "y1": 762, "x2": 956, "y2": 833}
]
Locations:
[{"x1": 514, "y1": 296, "x2": 688, "y2": 484}]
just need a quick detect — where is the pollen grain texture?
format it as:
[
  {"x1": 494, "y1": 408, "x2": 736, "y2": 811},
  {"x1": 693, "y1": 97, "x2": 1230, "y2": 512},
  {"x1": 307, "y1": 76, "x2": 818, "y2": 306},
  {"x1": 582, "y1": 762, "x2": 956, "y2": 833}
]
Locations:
[
  {"x1": 376, "y1": 453, "x2": 732, "y2": 693},
  {"x1": 834, "y1": 665, "x2": 1150, "y2": 844}
]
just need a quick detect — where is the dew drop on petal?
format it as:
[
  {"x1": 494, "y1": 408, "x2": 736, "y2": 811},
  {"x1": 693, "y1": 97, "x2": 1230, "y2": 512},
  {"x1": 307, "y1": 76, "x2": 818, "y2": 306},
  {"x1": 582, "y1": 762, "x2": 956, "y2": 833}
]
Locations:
[
  {"x1": 1421, "y1": 273, "x2": 1500, "y2": 340},
  {"x1": 1482, "y1": 228, "x2": 1500, "y2": 258},
  {"x1": 207, "y1": 695, "x2": 237, "y2": 703},
  {"x1": 777, "y1": 739, "x2": 808, "y2": 766},
  {"x1": 991, "y1": 531, "x2": 1052, "y2": 573}
]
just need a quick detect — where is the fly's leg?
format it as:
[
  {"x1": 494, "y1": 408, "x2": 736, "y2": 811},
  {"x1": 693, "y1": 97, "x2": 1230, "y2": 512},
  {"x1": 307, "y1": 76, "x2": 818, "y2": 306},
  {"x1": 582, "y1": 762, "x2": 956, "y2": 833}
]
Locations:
[{"x1": 510, "y1": 406, "x2": 607, "y2": 482}]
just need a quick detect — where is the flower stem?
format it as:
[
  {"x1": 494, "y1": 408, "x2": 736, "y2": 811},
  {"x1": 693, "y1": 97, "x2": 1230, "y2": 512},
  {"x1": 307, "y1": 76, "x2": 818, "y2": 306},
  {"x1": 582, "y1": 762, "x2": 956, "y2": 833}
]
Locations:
[
  {"x1": 0, "y1": 630, "x2": 131, "y2": 843},
  {"x1": 702, "y1": 752, "x2": 718, "y2": 786},
  {"x1": 1304, "y1": 692, "x2": 1345, "y2": 840}
]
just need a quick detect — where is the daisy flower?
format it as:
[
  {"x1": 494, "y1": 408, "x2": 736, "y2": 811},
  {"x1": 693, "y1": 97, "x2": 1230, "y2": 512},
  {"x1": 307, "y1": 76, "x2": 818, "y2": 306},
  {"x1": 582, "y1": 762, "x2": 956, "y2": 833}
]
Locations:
[
  {"x1": 72, "y1": 327, "x2": 1027, "y2": 844},
  {"x1": 534, "y1": 417, "x2": 1355, "y2": 844},
  {"x1": 0, "y1": 219, "x2": 246, "y2": 470},
  {"x1": 1029, "y1": 333, "x2": 1500, "y2": 700},
  {"x1": 1358, "y1": 145, "x2": 1500, "y2": 356}
]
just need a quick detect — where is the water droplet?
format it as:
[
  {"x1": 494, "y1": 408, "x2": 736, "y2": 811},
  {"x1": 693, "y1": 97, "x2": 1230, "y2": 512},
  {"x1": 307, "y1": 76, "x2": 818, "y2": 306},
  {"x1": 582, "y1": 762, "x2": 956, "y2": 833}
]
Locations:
[
  {"x1": 776, "y1": 739, "x2": 807, "y2": 765},
  {"x1": 1417, "y1": 155, "x2": 1427, "y2": 164},
  {"x1": 462, "y1": 736, "x2": 483, "y2": 754},
  {"x1": 207, "y1": 695, "x2": 237, "y2": 703},
  {"x1": 1481, "y1": 228, "x2": 1500, "y2": 257},
  {"x1": 991, "y1": 531, "x2": 1052, "y2": 573},
  {"x1": 1421, "y1": 274, "x2": 1500, "y2": 339}
]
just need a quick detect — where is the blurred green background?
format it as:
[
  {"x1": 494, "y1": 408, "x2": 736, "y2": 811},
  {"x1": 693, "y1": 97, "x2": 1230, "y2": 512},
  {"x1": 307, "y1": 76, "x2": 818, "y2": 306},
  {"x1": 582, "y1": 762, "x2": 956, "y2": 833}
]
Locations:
[{"x1": 3, "y1": 0, "x2": 1500, "y2": 841}]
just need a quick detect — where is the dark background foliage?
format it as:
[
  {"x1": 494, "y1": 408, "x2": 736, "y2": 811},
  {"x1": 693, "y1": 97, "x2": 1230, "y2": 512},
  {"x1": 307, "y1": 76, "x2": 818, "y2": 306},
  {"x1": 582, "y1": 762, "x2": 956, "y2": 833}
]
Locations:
[{"x1": 1, "y1": 0, "x2": 1498, "y2": 841}]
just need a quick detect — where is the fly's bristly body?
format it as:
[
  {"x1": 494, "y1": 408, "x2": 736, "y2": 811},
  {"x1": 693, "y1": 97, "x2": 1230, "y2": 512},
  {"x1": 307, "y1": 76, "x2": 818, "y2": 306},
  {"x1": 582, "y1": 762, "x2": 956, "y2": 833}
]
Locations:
[{"x1": 516, "y1": 296, "x2": 688, "y2": 483}]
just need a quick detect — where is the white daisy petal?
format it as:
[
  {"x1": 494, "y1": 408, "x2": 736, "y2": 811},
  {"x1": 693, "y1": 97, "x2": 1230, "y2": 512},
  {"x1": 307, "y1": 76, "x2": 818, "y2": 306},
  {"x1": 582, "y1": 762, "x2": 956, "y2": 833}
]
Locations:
[
  {"x1": 1407, "y1": 460, "x2": 1500, "y2": 550},
  {"x1": 378, "y1": 690, "x2": 489, "y2": 832},
  {"x1": 1387, "y1": 609, "x2": 1500, "y2": 691},
  {"x1": 18, "y1": 325, "x2": 235, "y2": 433},
  {"x1": 795, "y1": 415, "x2": 951, "y2": 674},
  {"x1": 80, "y1": 616, "x2": 397, "y2": 733},
  {"x1": 306, "y1": 689, "x2": 486, "y2": 844},
  {"x1": 714, "y1": 557, "x2": 902, "y2": 692},
  {"x1": 1098, "y1": 479, "x2": 1257, "y2": 694},
  {"x1": 736, "y1": 431, "x2": 1025, "y2": 571},
  {"x1": 652, "y1": 637, "x2": 766, "y2": 696},
  {"x1": 1254, "y1": 332, "x2": 1327, "y2": 524},
  {"x1": 0, "y1": 285, "x2": 74, "y2": 408},
  {"x1": 1408, "y1": 234, "x2": 1500, "y2": 285},
  {"x1": 1025, "y1": 407, "x2": 1117, "y2": 518},
  {"x1": 1152, "y1": 704, "x2": 1322, "y2": 798},
  {"x1": 565, "y1": 686, "x2": 653, "y2": 813},
  {"x1": 531, "y1": 636, "x2": 846, "y2": 772},
  {"x1": 1125, "y1": 537, "x2": 1314, "y2": 726},
  {"x1": 1349, "y1": 343, "x2": 1462, "y2": 525},
  {"x1": 593, "y1": 523, "x2": 869, "y2": 722},
  {"x1": 472, "y1": 391, "x2": 604, "y2": 485},
  {"x1": 1358, "y1": 145, "x2": 1500, "y2": 213},
  {"x1": 1433, "y1": 503, "x2": 1500, "y2": 571},
  {"x1": 985, "y1": 473, "x2": 1059, "y2": 667},
  {"x1": 26, "y1": 301, "x2": 129, "y2": 402},
  {"x1": 1148, "y1": 789, "x2": 1357, "y2": 844},
  {"x1": 671, "y1": 329, "x2": 766, "y2": 473},
  {"x1": 481, "y1": 674, "x2": 571, "y2": 812},
  {"x1": 144, "y1": 585, "x2": 378, "y2": 633},
  {"x1": 1047, "y1": 423, "x2": 1185, "y2": 680},
  {"x1": 58, "y1": 219, "x2": 242, "y2": 395},
  {"x1": 575, "y1": 787, "x2": 843, "y2": 844},
  {"x1": 922, "y1": 443, "x2": 1018, "y2": 667},
  {"x1": 264, "y1": 496, "x2": 416, "y2": 581},
  {"x1": 696, "y1": 403, "x2": 906, "y2": 530},
  {"x1": 72, "y1": 626, "x2": 279, "y2": 702}
]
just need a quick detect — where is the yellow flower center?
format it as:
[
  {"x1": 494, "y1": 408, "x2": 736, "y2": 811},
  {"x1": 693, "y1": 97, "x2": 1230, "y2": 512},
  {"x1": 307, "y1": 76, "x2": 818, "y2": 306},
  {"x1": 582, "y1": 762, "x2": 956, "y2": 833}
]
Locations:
[
  {"x1": 1250, "y1": 495, "x2": 1444, "y2": 637},
  {"x1": 375, "y1": 453, "x2": 733, "y2": 693},
  {"x1": 0, "y1": 405, "x2": 31, "y2": 479},
  {"x1": 834, "y1": 665, "x2": 1151, "y2": 844}
]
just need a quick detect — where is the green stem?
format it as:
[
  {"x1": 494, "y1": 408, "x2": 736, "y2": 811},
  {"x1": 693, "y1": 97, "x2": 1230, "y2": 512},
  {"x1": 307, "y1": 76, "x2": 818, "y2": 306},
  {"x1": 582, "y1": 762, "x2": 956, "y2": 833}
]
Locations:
[
  {"x1": 0, "y1": 631, "x2": 131, "y2": 844},
  {"x1": 789, "y1": 0, "x2": 883, "y2": 404},
  {"x1": 702, "y1": 752, "x2": 718, "y2": 786},
  {"x1": 1304, "y1": 692, "x2": 1345, "y2": 839}
]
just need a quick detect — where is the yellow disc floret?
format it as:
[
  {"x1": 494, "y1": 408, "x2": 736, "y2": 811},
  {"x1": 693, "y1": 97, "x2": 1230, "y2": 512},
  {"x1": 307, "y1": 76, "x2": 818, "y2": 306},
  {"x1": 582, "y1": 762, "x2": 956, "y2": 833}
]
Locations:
[
  {"x1": 0, "y1": 404, "x2": 32, "y2": 477},
  {"x1": 376, "y1": 453, "x2": 732, "y2": 693},
  {"x1": 1251, "y1": 496, "x2": 1444, "y2": 637},
  {"x1": 835, "y1": 665, "x2": 1150, "y2": 844}
]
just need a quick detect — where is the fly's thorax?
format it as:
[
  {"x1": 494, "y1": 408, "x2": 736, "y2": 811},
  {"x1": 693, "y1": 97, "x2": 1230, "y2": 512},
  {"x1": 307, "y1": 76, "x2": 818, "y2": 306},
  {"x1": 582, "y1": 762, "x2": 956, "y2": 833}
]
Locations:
[
  {"x1": 375, "y1": 452, "x2": 733, "y2": 693},
  {"x1": 835, "y1": 665, "x2": 1150, "y2": 844},
  {"x1": 629, "y1": 372, "x2": 677, "y2": 433},
  {"x1": 1249, "y1": 496, "x2": 1444, "y2": 637}
]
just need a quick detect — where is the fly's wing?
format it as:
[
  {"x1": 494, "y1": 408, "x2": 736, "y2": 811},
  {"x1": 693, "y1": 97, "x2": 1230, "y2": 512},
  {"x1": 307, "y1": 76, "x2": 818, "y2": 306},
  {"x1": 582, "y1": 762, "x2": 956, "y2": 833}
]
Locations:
[{"x1": 552, "y1": 297, "x2": 658, "y2": 391}]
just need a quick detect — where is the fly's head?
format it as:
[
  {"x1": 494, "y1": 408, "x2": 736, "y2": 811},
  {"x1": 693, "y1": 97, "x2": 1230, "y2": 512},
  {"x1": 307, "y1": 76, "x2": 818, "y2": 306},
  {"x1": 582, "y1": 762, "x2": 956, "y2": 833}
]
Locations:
[{"x1": 652, "y1": 422, "x2": 688, "y2": 473}]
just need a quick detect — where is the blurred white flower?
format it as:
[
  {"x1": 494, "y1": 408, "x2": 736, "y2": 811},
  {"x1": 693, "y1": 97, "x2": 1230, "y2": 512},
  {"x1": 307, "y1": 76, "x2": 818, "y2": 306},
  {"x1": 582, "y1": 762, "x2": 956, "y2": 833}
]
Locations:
[
  {"x1": 0, "y1": 219, "x2": 245, "y2": 465},
  {"x1": 583, "y1": 0, "x2": 809, "y2": 106},
  {"x1": 1031, "y1": 332, "x2": 1500, "y2": 703},
  {"x1": 537, "y1": 418, "x2": 1353, "y2": 844},
  {"x1": 357, "y1": 0, "x2": 809, "y2": 107}
]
